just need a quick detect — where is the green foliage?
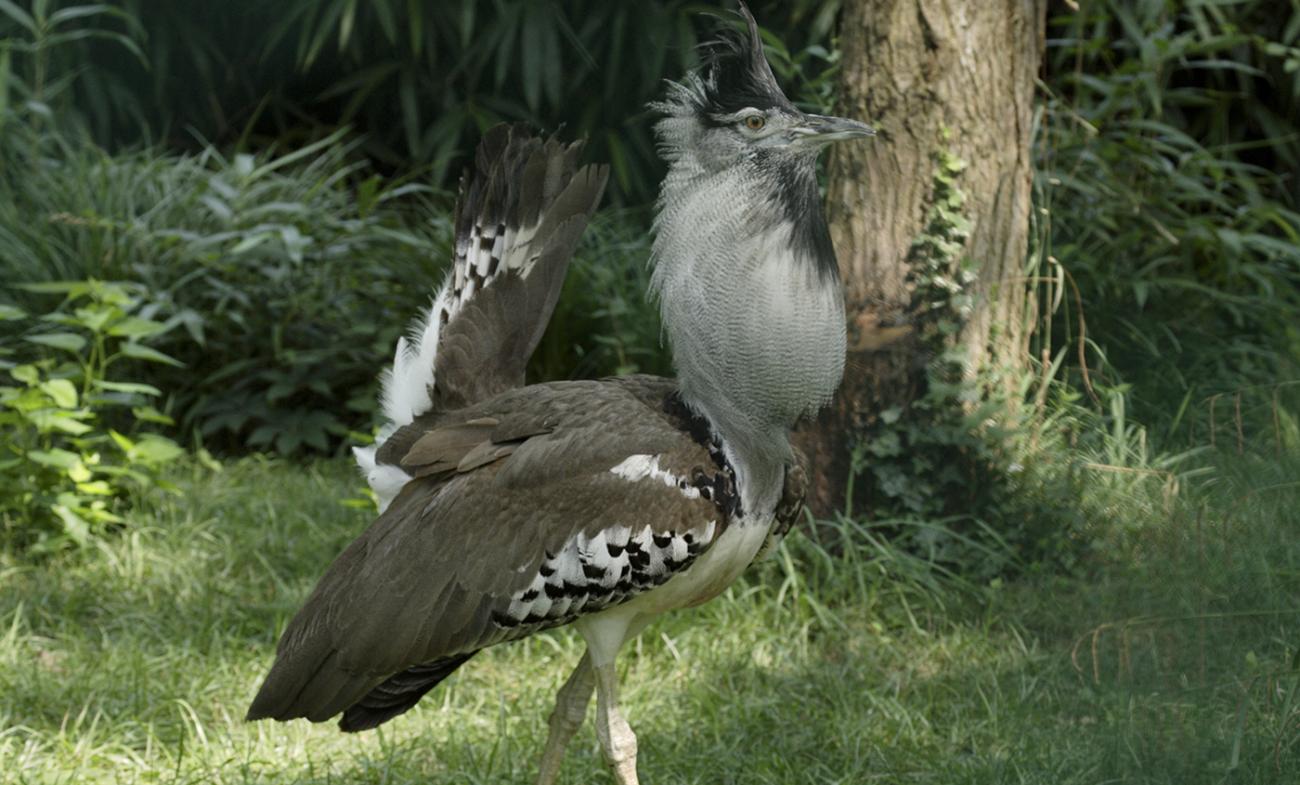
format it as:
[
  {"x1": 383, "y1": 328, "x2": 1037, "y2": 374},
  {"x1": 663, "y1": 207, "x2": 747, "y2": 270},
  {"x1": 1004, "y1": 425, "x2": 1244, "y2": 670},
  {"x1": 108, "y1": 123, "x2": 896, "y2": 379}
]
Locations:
[
  {"x1": 853, "y1": 148, "x2": 1019, "y2": 569},
  {"x1": 0, "y1": 114, "x2": 454, "y2": 455},
  {"x1": 0, "y1": 280, "x2": 185, "y2": 553},
  {"x1": 1039, "y1": 0, "x2": 1300, "y2": 438},
  {"x1": 531, "y1": 209, "x2": 671, "y2": 381},
  {"x1": 0, "y1": 0, "x2": 843, "y2": 204},
  {"x1": 0, "y1": 0, "x2": 144, "y2": 136}
]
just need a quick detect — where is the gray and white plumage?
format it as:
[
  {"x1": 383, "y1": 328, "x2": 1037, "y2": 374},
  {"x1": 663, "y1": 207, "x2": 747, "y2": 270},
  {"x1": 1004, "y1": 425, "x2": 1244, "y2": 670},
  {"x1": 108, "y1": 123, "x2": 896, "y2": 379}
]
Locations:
[
  {"x1": 247, "y1": 4, "x2": 870, "y2": 783},
  {"x1": 650, "y1": 12, "x2": 869, "y2": 515}
]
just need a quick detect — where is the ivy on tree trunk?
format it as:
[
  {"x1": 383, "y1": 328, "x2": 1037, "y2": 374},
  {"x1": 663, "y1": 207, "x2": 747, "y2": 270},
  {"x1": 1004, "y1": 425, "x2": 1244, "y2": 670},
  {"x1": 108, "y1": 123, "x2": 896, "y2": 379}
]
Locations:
[{"x1": 797, "y1": 0, "x2": 1048, "y2": 517}]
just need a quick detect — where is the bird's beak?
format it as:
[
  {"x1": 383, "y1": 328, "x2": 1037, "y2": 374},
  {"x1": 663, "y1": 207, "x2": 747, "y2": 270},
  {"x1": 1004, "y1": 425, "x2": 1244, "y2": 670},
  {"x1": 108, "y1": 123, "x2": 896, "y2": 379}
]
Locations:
[{"x1": 793, "y1": 114, "x2": 876, "y2": 146}]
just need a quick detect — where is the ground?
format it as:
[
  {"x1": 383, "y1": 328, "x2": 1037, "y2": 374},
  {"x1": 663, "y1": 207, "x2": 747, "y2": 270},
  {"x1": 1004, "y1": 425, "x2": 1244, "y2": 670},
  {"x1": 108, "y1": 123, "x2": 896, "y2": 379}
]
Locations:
[{"x1": 2, "y1": 454, "x2": 1298, "y2": 784}]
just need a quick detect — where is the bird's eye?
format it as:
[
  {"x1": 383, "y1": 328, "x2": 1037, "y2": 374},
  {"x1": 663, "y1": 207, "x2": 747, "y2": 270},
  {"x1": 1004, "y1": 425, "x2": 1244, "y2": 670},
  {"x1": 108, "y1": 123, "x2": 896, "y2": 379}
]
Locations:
[{"x1": 743, "y1": 115, "x2": 766, "y2": 131}]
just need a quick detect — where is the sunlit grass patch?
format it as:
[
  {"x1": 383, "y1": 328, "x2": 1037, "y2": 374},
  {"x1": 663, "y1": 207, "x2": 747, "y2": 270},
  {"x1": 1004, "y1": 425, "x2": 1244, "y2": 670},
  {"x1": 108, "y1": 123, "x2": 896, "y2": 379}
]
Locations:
[{"x1": 2, "y1": 451, "x2": 1299, "y2": 783}]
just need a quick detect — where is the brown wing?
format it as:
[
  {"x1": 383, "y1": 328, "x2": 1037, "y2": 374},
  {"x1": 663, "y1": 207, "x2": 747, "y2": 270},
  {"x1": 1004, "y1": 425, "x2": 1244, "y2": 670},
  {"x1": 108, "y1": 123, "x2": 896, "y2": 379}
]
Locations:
[{"x1": 246, "y1": 376, "x2": 736, "y2": 730}]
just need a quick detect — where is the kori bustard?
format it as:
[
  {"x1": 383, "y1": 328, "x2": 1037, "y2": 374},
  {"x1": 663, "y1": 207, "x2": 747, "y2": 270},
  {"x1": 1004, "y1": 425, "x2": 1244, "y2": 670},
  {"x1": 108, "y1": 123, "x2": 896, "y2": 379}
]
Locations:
[{"x1": 246, "y1": 4, "x2": 873, "y2": 783}]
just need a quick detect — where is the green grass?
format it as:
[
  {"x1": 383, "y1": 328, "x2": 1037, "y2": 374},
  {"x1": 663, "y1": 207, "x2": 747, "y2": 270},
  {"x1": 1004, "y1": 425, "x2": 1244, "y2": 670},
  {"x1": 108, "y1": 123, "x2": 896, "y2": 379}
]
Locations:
[{"x1": 2, "y1": 452, "x2": 1299, "y2": 784}]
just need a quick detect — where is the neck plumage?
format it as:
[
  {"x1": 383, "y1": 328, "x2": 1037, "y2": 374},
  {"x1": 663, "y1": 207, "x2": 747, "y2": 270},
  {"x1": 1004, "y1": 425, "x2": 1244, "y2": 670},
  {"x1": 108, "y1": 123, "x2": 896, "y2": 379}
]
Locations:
[{"x1": 650, "y1": 151, "x2": 846, "y2": 516}]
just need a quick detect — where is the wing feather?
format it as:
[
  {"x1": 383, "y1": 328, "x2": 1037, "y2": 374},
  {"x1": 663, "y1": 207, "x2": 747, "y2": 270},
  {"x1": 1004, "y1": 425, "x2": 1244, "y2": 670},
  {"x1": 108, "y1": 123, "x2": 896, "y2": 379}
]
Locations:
[{"x1": 247, "y1": 377, "x2": 734, "y2": 729}]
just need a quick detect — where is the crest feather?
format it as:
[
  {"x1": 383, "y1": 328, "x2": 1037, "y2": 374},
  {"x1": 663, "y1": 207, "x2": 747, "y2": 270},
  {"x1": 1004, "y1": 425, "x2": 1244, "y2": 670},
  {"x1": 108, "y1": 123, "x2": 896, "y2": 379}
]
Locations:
[
  {"x1": 699, "y1": 2, "x2": 795, "y2": 115},
  {"x1": 652, "y1": 2, "x2": 795, "y2": 120}
]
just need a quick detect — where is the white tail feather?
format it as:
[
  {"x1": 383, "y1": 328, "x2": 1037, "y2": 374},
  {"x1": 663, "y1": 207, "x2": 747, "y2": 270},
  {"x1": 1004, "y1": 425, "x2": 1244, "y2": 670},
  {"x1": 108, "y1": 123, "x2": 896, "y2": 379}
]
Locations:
[
  {"x1": 376, "y1": 221, "x2": 539, "y2": 433},
  {"x1": 380, "y1": 282, "x2": 453, "y2": 428}
]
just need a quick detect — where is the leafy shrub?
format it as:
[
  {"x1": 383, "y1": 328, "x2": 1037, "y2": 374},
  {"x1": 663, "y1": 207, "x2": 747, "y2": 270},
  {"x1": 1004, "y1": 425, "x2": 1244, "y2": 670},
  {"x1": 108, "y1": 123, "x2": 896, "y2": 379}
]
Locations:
[
  {"x1": 1, "y1": 119, "x2": 454, "y2": 455},
  {"x1": 1038, "y1": 0, "x2": 1300, "y2": 439},
  {"x1": 0, "y1": 280, "x2": 185, "y2": 553}
]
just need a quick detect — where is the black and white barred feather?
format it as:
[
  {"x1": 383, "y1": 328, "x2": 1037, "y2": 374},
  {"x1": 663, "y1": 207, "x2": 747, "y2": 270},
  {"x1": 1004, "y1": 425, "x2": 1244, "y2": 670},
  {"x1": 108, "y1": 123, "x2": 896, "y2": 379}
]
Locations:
[{"x1": 354, "y1": 126, "x2": 608, "y2": 511}]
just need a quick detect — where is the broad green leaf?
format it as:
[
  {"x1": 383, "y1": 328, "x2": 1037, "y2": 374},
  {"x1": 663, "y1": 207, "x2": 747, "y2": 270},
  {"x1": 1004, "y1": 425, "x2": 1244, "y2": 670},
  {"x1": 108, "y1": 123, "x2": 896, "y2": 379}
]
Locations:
[
  {"x1": 39, "y1": 379, "x2": 78, "y2": 409},
  {"x1": 0, "y1": 304, "x2": 25, "y2": 320},
  {"x1": 229, "y1": 233, "x2": 271, "y2": 255},
  {"x1": 108, "y1": 430, "x2": 135, "y2": 454},
  {"x1": 29, "y1": 412, "x2": 94, "y2": 436},
  {"x1": 119, "y1": 343, "x2": 183, "y2": 367},
  {"x1": 67, "y1": 461, "x2": 92, "y2": 483},
  {"x1": 82, "y1": 503, "x2": 124, "y2": 524},
  {"x1": 9, "y1": 364, "x2": 39, "y2": 385},
  {"x1": 27, "y1": 448, "x2": 82, "y2": 469},
  {"x1": 75, "y1": 480, "x2": 113, "y2": 496},
  {"x1": 50, "y1": 504, "x2": 90, "y2": 545},
  {"x1": 131, "y1": 436, "x2": 184, "y2": 464},
  {"x1": 234, "y1": 153, "x2": 255, "y2": 178},
  {"x1": 107, "y1": 317, "x2": 166, "y2": 339},
  {"x1": 196, "y1": 448, "x2": 223, "y2": 473},
  {"x1": 200, "y1": 194, "x2": 233, "y2": 222},
  {"x1": 7, "y1": 387, "x2": 51, "y2": 412},
  {"x1": 131, "y1": 406, "x2": 174, "y2": 426},
  {"x1": 73, "y1": 306, "x2": 118, "y2": 337},
  {"x1": 25, "y1": 333, "x2": 87, "y2": 353}
]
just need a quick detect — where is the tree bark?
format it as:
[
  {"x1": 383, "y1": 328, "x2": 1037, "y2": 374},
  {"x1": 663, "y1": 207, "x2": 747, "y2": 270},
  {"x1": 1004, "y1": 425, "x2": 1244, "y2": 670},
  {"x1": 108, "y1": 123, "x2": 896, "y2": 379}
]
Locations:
[{"x1": 796, "y1": 0, "x2": 1048, "y2": 516}]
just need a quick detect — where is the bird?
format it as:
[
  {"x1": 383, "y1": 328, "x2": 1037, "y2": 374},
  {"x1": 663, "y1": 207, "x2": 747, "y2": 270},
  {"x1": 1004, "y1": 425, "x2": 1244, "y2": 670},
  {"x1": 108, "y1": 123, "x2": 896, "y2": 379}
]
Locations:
[{"x1": 244, "y1": 4, "x2": 874, "y2": 784}]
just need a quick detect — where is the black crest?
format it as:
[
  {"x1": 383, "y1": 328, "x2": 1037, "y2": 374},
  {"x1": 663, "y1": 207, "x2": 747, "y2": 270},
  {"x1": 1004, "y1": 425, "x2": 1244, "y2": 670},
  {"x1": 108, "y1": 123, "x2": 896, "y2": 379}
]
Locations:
[{"x1": 698, "y1": 2, "x2": 796, "y2": 116}]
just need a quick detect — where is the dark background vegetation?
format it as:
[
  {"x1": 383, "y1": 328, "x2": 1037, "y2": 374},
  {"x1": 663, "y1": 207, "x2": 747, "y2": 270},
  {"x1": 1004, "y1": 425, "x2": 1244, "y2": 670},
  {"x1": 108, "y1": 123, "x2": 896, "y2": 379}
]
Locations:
[{"x1": 1, "y1": 0, "x2": 1298, "y2": 551}]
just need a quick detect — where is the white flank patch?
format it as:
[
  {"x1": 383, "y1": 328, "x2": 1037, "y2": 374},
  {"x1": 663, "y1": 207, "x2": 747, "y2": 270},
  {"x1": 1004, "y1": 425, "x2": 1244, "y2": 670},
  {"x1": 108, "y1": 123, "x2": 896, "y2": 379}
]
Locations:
[
  {"x1": 608, "y1": 454, "x2": 701, "y2": 499},
  {"x1": 351, "y1": 445, "x2": 412, "y2": 514}
]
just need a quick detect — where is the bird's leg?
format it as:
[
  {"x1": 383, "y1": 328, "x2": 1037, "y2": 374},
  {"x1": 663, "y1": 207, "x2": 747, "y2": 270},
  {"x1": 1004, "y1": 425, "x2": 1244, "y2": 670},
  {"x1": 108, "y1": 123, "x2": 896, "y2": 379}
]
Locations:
[
  {"x1": 592, "y1": 659, "x2": 638, "y2": 785},
  {"x1": 535, "y1": 650, "x2": 595, "y2": 785},
  {"x1": 576, "y1": 613, "x2": 647, "y2": 785}
]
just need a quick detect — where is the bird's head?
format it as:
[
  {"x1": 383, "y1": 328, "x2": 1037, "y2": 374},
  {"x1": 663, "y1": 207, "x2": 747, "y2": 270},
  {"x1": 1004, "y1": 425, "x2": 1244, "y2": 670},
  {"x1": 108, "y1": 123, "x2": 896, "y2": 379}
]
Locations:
[{"x1": 653, "y1": 2, "x2": 874, "y2": 172}]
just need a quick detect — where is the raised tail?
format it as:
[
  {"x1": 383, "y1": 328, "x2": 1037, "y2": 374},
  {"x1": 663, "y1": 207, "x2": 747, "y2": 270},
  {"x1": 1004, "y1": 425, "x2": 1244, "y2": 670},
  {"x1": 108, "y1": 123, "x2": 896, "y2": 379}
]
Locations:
[{"x1": 355, "y1": 125, "x2": 608, "y2": 509}]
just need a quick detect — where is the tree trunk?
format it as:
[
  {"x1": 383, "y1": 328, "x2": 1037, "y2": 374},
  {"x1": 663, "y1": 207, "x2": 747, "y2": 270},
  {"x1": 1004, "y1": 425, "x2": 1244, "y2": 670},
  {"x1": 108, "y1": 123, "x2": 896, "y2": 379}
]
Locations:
[{"x1": 796, "y1": 0, "x2": 1048, "y2": 516}]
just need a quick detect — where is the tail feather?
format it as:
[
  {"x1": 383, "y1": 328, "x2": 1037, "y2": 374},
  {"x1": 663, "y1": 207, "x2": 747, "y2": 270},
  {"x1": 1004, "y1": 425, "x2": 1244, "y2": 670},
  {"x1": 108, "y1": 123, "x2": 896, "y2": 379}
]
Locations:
[
  {"x1": 337, "y1": 653, "x2": 477, "y2": 733},
  {"x1": 361, "y1": 125, "x2": 607, "y2": 511},
  {"x1": 378, "y1": 125, "x2": 608, "y2": 428}
]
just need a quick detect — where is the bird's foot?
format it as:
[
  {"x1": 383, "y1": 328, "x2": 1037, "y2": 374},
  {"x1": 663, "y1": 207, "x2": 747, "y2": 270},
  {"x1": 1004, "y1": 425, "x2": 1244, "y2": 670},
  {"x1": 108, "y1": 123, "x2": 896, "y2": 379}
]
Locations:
[{"x1": 594, "y1": 663, "x2": 639, "y2": 785}]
